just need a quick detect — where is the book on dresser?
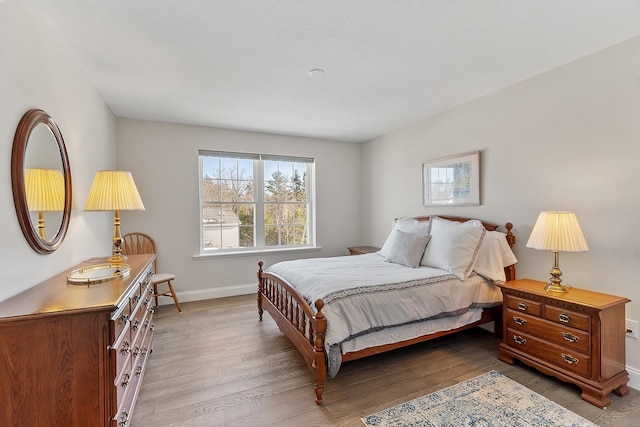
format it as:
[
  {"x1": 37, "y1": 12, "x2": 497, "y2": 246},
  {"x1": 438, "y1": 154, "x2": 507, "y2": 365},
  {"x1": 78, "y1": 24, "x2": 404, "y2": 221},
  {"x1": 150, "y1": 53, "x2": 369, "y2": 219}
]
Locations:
[
  {"x1": 497, "y1": 278, "x2": 630, "y2": 409},
  {"x1": 0, "y1": 254, "x2": 156, "y2": 427}
]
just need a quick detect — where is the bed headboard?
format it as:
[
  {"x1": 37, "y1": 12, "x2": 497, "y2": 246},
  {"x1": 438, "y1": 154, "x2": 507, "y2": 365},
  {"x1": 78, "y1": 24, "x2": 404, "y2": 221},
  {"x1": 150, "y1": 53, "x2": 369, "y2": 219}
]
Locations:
[{"x1": 414, "y1": 215, "x2": 516, "y2": 281}]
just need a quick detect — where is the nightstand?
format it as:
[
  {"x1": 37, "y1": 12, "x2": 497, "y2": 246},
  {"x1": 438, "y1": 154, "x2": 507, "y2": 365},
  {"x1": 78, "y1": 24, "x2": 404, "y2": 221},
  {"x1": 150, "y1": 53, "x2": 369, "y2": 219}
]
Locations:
[
  {"x1": 497, "y1": 278, "x2": 630, "y2": 408},
  {"x1": 347, "y1": 246, "x2": 380, "y2": 255}
]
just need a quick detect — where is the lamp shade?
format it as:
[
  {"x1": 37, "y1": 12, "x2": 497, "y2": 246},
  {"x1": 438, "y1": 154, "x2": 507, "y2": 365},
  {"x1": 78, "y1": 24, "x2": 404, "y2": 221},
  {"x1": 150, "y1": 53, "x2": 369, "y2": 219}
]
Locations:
[
  {"x1": 25, "y1": 168, "x2": 66, "y2": 212},
  {"x1": 526, "y1": 211, "x2": 589, "y2": 252},
  {"x1": 84, "y1": 170, "x2": 145, "y2": 211}
]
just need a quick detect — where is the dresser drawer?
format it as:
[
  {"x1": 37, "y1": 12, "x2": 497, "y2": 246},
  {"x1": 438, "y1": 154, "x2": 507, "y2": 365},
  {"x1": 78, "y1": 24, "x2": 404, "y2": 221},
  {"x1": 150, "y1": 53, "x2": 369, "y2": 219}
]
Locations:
[
  {"x1": 130, "y1": 298, "x2": 146, "y2": 335},
  {"x1": 114, "y1": 362, "x2": 133, "y2": 417},
  {"x1": 112, "y1": 303, "x2": 132, "y2": 342},
  {"x1": 505, "y1": 309, "x2": 590, "y2": 354},
  {"x1": 505, "y1": 294, "x2": 541, "y2": 316},
  {"x1": 507, "y1": 328, "x2": 590, "y2": 378},
  {"x1": 112, "y1": 328, "x2": 132, "y2": 377},
  {"x1": 544, "y1": 305, "x2": 590, "y2": 331}
]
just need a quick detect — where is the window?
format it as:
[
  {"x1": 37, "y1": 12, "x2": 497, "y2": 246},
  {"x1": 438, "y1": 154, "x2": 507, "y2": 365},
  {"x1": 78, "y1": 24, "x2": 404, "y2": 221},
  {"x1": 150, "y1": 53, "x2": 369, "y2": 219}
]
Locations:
[{"x1": 199, "y1": 150, "x2": 314, "y2": 253}]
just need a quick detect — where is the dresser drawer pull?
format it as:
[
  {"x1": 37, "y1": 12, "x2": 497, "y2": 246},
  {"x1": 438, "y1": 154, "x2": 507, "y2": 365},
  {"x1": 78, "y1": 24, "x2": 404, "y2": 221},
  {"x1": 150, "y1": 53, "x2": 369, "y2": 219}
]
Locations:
[
  {"x1": 132, "y1": 319, "x2": 140, "y2": 331},
  {"x1": 121, "y1": 341, "x2": 130, "y2": 354},
  {"x1": 561, "y1": 353, "x2": 579, "y2": 365},
  {"x1": 558, "y1": 313, "x2": 570, "y2": 323},
  {"x1": 121, "y1": 372, "x2": 130, "y2": 388},
  {"x1": 133, "y1": 346, "x2": 141, "y2": 357},
  {"x1": 517, "y1": 302, "x2": 527, "y2": 311},
  {"x1": 119, "y1": 313, "x2": 130, "y2": 324},
  {"x1": 513, "y1": 335, "x2": 527, "y2": 345},
  {"x1": 513, "y1": 316, "x2": 527, "y2": 326},
  {"x1": 118, "y1": 410, "x2": 129, "y2": 427},
  {"x1": 131, "y1": 294, "x2": 140, "y2": 305},
  {"x1": 136, "y1": 364, "x2": 143, "y2": 376},
  {"x1": 561, "y1": 332, "x2": 580, "y2": 343}
]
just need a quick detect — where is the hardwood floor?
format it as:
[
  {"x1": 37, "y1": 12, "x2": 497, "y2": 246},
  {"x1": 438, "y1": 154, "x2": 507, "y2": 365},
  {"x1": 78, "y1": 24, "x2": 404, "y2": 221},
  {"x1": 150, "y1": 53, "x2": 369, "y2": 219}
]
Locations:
[{"x1": 131, "y1": 295, "x2": 640, "y2": 426}]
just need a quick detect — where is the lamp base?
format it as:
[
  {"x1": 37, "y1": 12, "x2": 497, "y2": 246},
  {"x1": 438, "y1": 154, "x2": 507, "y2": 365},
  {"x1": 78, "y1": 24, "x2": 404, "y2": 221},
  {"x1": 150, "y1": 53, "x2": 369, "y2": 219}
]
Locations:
[
  {"x1": 545, "y1": 282, "x2": 572, "y2": 293},
  {"x1": 108, "y1": 253, "x2": 128, "y2": 264},
  {"x1": 544, "y1": 252, "x2": 571, "y2": 293}
]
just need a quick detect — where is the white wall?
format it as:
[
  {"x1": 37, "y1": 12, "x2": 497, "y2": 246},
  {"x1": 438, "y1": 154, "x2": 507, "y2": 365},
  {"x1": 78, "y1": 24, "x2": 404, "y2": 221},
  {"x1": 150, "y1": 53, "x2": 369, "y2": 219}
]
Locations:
[
  {"x1": 0, "y1": 1, "x2": 116, "y2": 301},
  {"x1": 116, "y1": 119, "x2": 361, "y2": 301},
  {"x1": 361, "y1": 36, "x2": 640, "y2": 388}
]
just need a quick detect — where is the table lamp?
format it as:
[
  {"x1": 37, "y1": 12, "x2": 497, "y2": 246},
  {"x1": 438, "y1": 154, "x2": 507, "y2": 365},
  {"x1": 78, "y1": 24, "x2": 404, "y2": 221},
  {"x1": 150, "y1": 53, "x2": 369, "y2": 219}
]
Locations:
[
  {"x1": 25, "y1": 168, "x2": 66, "y2": 240},
  {"x1": 84, "y1": 170, "x2": 145, "y2": 263},
  {"x1": 526, "y1": 211, "x2": 589, "y2": 292}
]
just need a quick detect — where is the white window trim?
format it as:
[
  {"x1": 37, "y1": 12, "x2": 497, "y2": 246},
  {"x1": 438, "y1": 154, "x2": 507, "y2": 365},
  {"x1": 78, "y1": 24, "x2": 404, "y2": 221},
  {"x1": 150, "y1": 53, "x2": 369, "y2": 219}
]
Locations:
[{"x1": 198, "y1": 150, "x2": 315, "y2": 256}]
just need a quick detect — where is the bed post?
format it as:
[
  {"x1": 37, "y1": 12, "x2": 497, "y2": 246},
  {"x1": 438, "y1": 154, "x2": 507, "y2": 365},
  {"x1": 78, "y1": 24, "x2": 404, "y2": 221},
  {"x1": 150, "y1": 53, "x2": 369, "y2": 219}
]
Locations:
[
  {"x1": 312, "y1": 299, "x2": 327, "y2": 405},
  {"x1": 504, "y1": 223, "x2": 516, "y2": 281},
  {"x1": 257, "y1": 260, "x2": 264, "y2": 321}
]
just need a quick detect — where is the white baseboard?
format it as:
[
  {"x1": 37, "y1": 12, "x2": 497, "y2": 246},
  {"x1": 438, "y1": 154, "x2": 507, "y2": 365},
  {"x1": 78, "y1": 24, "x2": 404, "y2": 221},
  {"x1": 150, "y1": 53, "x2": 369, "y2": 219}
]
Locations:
[
  {"x1": 169, "y1": 283, "x2": 256, "y2": 304},
  {"x1": 161, "y1": 284, "x2": 640, "y2": 392},
  {"x1": 627, "y1": 365, "x2": 640, "y2": 391}
]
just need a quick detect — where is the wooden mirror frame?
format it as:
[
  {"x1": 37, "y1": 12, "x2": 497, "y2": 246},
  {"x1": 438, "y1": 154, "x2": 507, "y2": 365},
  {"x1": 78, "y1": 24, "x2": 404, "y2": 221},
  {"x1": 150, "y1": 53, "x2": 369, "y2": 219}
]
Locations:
[{"x1": 11, "y1": 109, "x2": 72, "y2": 254}]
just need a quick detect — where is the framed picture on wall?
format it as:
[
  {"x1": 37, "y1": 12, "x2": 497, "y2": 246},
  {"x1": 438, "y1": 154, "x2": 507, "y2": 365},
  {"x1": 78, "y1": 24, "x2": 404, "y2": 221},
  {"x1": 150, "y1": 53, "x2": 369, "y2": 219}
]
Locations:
[{"x1": 422, "y1": 151, "x2": 480, "y2": 206}]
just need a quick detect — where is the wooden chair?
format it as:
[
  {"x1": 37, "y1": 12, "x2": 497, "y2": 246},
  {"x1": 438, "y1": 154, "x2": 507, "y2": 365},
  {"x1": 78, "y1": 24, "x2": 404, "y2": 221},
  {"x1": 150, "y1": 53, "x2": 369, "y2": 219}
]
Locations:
[{"x1": 122, "y1": 232, "x2": 182, "y2": 312}]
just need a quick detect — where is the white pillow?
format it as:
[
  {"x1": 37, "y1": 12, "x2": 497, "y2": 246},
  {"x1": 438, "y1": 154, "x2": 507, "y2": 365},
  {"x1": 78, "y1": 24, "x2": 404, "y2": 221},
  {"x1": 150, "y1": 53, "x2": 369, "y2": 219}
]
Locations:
[
  {"x1": 474, "y1": 231, "x2": 518, "y2": 283},
  {"x1": 385, "y1": 230, "x2": 432, "y2": 268},
  {"x1": 420, "y1": 217, "x2": 486, "y2": 280},
  {"x1": 378, "y1": 217, "x2": 431, "y2": 259}
]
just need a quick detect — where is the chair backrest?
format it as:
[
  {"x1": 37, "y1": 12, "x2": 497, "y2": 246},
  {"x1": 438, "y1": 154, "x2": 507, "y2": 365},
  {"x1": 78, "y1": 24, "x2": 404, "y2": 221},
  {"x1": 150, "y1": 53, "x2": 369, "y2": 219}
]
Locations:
[{"x1": 122, "y1": 232, "x2": 158, "y2": 273}]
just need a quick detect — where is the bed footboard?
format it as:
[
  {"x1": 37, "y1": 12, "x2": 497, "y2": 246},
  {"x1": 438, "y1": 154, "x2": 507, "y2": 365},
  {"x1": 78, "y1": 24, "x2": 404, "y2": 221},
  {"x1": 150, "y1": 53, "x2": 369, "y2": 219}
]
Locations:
[{"x1": 257, "y1": 261, "x2": 327, "y2": 404}]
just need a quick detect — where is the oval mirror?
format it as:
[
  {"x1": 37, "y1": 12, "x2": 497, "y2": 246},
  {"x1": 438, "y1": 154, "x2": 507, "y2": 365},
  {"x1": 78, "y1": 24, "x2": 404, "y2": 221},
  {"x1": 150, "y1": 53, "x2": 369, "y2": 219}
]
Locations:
[{"x1": 11, "y1": 109, "x2": 72, "y2": 254}]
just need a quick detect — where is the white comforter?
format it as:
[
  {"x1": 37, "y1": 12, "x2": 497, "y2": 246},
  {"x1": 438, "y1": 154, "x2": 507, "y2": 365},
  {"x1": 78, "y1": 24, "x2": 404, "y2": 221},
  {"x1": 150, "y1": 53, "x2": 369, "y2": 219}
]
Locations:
[{"x1": 266, "y1": 253, "x2": 502, "y2": 377}]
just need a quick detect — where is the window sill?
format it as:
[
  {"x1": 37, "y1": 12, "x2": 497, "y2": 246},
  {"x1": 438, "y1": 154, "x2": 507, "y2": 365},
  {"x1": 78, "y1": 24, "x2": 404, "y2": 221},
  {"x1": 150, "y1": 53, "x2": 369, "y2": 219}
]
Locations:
[{"x1": 193, "y1": 246, "x2": 323, "y2": 259}]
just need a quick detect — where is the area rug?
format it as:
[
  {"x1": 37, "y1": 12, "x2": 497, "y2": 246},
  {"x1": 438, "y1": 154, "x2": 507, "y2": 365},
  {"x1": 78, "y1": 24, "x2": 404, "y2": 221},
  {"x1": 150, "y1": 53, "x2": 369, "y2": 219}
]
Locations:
[{"x1": 362, "y1": 370, "x2": 596, "y2": 427}]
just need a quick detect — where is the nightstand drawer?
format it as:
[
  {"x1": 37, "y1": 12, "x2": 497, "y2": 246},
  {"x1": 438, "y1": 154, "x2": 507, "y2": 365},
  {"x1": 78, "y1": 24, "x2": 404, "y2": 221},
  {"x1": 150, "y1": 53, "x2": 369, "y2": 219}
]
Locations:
[
  {"x1": 506, "y1": 328, "x2": 590, "y2": 378},
  {"x1": 505, "y1": 309, "x2": 590, "y2": 354},
  {"x1": 505, "y1": 295, "x2": 541, "y2": 316},
  {"x1": 544, "y1": 305, "x2": 590, "y2": 331}
]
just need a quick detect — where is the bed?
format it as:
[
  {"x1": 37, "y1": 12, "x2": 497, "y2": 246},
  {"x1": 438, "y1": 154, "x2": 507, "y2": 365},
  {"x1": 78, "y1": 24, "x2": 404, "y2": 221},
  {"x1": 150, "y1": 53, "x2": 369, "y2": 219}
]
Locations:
[{"x1": 257, "y1": 215, "x2": 516, "y2": 404}]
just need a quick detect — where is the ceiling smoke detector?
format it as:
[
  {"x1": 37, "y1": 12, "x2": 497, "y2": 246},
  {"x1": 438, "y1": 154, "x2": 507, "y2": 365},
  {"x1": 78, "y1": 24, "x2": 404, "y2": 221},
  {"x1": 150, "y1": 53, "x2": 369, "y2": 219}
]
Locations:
[{"x1": 308, "y1": 68, "x2": 325, "y2": 79}]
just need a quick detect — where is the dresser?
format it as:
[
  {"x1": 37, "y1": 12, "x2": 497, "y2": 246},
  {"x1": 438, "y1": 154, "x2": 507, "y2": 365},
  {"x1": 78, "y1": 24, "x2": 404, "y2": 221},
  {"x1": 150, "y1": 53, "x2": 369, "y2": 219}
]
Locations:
[
  {"x1": 347, "y1": 246, "x2": 380, "y2": 255},
  {"x1": 0, "y1": 254, "x2": 156, "y2": 426},
  {"x1": 497, "y1": 278, "x2": 630, "y2": 408}
]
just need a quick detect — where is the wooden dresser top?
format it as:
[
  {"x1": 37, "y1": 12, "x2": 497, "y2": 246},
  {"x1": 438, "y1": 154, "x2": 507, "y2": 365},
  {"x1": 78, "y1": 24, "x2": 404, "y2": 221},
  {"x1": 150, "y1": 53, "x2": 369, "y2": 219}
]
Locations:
[
  {"x1": 498, "y1": 278, "x2": 630, "y2": 310},
  {"x1": 0, "y1": 254, "x2": 155, "y2": 321}
]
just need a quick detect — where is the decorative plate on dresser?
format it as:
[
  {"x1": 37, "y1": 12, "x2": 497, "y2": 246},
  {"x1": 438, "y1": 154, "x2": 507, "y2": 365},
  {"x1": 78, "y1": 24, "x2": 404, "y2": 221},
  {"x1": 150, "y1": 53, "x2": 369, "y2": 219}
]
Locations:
[
  {"x1": 497, "y1": 278, "x2": 630, "y2": 408},
  {"x1": 0, "y1": 254, "x2": 156, "y2": 426}
]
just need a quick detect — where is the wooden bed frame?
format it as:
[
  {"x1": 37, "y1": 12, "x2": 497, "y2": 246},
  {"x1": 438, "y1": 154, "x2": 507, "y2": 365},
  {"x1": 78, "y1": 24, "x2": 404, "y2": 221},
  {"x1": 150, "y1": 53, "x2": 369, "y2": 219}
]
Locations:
[{"x1": 257, "y1": 215, "x2": 515, "y2": 404}]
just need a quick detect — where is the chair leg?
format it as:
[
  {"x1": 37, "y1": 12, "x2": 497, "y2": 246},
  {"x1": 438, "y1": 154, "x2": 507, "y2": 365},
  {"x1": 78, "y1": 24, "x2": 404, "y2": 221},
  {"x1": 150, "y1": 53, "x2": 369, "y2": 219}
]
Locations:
[
  {"x1": 167, "y1": 280, "x2": 182, "y2": 312},
  {"x1": 153, "y1": 284, "x2": 159, "y2": 307}
]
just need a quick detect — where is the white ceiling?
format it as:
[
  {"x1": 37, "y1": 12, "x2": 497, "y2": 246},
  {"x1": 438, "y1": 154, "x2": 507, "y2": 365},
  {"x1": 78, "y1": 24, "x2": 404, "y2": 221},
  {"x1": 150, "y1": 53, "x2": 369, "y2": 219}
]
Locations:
[{"x1": 27, "y1": 0, "x2": 640, "y2": 142}]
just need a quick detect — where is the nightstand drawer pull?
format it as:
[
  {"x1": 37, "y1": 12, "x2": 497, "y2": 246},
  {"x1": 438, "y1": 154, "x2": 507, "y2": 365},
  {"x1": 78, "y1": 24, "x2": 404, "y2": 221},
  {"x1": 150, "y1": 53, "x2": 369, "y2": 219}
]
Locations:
[
  {"x1": 513, "y1": 335, "x2": 527, "y2": 345},
  {"x1": 513, "y1": 316, "x2": 527, "y2": 326},
  {"x1": 558, "y1": 313, "x2": 570, "y2": 323},
  {"x1": 561, "y1": 332, "x2": 580, "y2": 343},
  {"x1": 517, "y1": 302, "x2": 527, "y2": 311},
  {"x1": 561, "y1": 353, "x2": 579, "y2": 364}
]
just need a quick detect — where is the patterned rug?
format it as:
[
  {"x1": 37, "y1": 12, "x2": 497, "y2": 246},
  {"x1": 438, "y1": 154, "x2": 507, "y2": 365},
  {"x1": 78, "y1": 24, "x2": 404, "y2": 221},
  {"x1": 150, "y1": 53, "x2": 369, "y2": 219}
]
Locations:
[{"x1": 362, "y1": 370, "x2": 597, "y2": 427}]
